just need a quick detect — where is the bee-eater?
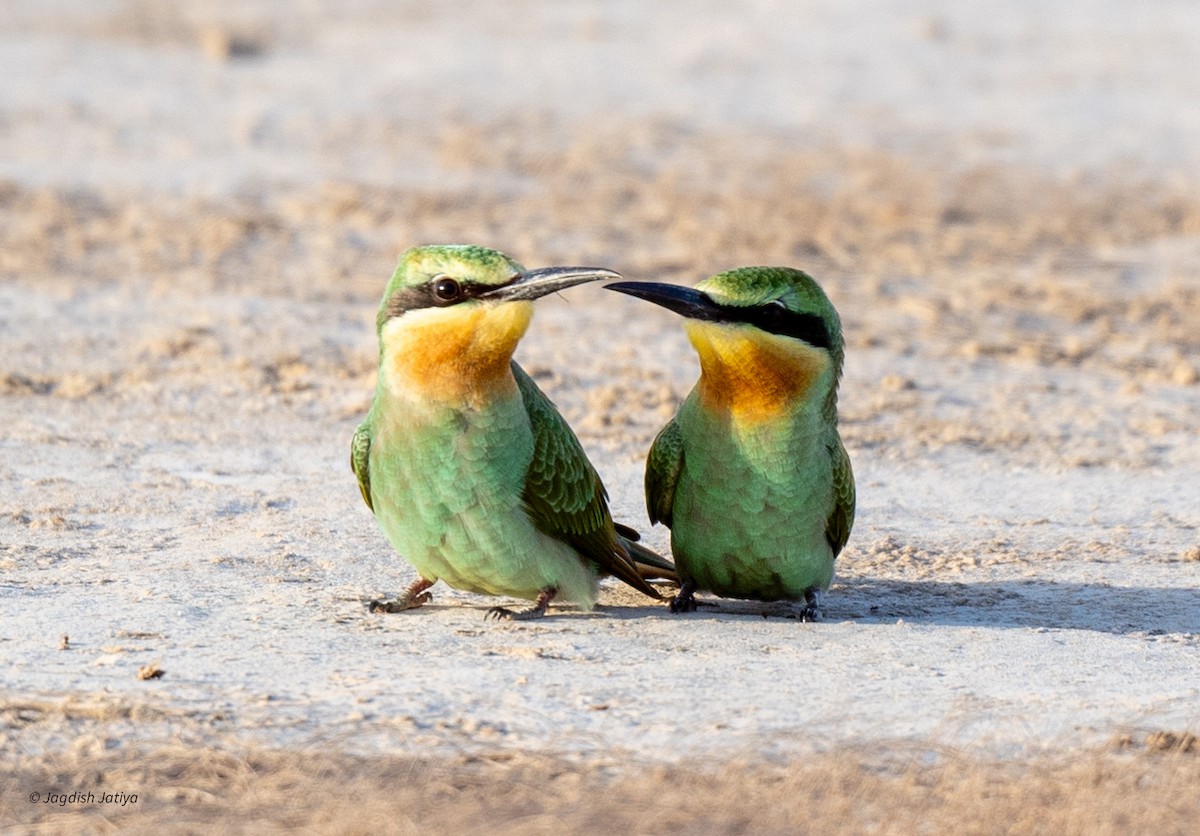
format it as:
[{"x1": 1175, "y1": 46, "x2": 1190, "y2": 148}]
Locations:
[
  {"x1": 352, "y1": 244, "x2": 673, "y2": 620},
  {"x1": 606, "y1": 267, "x2": 855, "y2": 620}
]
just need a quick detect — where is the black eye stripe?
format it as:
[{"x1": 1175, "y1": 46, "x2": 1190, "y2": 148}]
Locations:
[
  {"x1": 698, "y1": 295, "x2": 832, "y2": 349},
  {"x1": 386, "y1": 286, "x2": 430, "y2": 318},
  {"x1": 385, "y1": 276, "x2": 515, "y2": 318},
  {"x1": 428, "y1": 279, "x2": 490, "y2": 304},
  {"x1": 741, "y1": 304, "x2": 832, "y2": 349}
]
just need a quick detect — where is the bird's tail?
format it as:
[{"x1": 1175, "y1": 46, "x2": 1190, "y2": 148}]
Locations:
[{"x1": 615, "y1": 522, "x2": 679, "y2": 584}]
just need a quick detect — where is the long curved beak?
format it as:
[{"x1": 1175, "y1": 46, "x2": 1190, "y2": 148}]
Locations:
[
  {"x1": 481, "y1": 266, "x2": 622, "y2": 302},
  {"x1": 604, "y1": 281, "x2": 724, "y2": 321}
]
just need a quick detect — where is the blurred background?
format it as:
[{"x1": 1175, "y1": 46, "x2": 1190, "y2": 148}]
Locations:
[
  {"x1": 7, "y1": 0, "x2": 1200, "y2": 191},
  {"x1": 4, "y1": 4, "x2": 1200, "y2": 829}
]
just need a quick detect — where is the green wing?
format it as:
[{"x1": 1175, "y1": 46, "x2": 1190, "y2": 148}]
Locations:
[
  {"x1": 512, "y1": 363, "x2": 661, "y2": 599},
  {"x1": 645, "y1": 418, "x2": 684, "y2": 528},
  {"x1": 825, "y1": 437, "x2": 855, "y2": 557},
  {"x1": 351, "y1": 421, "x2": 374, "y2": 512}
]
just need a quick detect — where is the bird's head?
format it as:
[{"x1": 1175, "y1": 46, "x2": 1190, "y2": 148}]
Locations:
[
  {"x1": 607, "y1": 267, "x2": 844, "y2": 421},
  {"x1": 376, "y1": 245, "x2": 619, "y2": 402}
]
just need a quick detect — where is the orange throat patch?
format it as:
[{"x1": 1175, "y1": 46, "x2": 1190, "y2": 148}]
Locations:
[
  {"x1": 380, "y1": 302, "x2": 533, "y2": 404},
  {"x1": 685, "y1": 320, "x2": 829, "y2": 422}
]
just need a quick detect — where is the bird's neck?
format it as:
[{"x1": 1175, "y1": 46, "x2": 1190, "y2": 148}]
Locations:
[
  {"x1": 686, "y1": 321, "x2": 831, "y2": 424},
  {"x1": 378, "y1": 303, "x2": 532, "y2": 408}
]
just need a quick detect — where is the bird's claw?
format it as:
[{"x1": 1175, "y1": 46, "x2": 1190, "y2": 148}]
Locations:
[
  {"x1": 668, "y1": 581, "x2": 698, "y2": 613},
  {"x1": 485, "y1": 588, "x2": 555, "y2": 621},
  {"x1": 795, "y1": 588, "x2": 823, "y2": 622},
  {"x1": 368, "y1": 591, "x2": 432, "y2": 613},
  {"x1": 485, "y1": 605, "x2": 544, "y2": 621},
  {"x1": 668, "y1": 596, "x2": 697, "y2": 613}
]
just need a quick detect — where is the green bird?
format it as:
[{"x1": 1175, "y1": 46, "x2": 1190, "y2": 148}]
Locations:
[
  {"x1": 352, "y1": 244, "x2": 674, "y2": 620},
  {"x1": 606, "y1": 267, "x2": 855, "y2": 619}
]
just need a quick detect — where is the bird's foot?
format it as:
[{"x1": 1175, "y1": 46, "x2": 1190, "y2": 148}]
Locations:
[
  {"x1": 796, "y1": 587, "x2": 823, "y2": 622},
  {"x1": 668, "y1": 581, "x2": 698, "y2": 614},
  {"x1": 368, "y1": 578, "x2": 435, "y2": 613},
  {"x1": 486, "y1": 587, "x2": 556, "y2": 621}
]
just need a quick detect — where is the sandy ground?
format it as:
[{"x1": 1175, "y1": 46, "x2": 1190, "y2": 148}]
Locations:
[{"x1": 3, "y1": 1, "x2": 1200, "y2": 831}]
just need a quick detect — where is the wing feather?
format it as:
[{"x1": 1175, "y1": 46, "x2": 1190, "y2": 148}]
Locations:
[
  {"x1": 512, "y1": 363, "x2": 661, "y2": 599},
  {"x1": 351, "y1": 421, "x2": 374, "y2": 512},
  {"x1": 825, "y1": 437, "x2": 855, "y2": 557},
  {"x1": 645, "y1": 418, "x2": 684, "y2": 528}
]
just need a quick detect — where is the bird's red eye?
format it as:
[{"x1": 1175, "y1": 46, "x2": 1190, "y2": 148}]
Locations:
[{"x1": 432, "y1": 277, "x2": 461, "y2": 303}]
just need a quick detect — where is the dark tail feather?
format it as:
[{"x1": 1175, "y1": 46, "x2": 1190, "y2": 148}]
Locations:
[{"x1": 616, "y1": 526, "x2": 679, "y2": 584}]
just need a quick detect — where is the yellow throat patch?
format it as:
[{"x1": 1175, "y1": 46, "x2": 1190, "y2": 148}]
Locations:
[
  {"x1": 380, "y1": 302, "x2": 533, "y2": 404},
  {"x1": 685, "y1": 320, "x2": 829, "y2": 422}
]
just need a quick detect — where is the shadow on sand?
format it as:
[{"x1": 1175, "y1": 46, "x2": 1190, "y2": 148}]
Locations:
[
  {"x1": 595, "y1": 578, "x2": 1200, "y2": 636},
  {"x1": 359, "y1": 579, "x2": 1198, "y2": 636},
  {"x1": 830, "y1": 577, "x2": 1200, "y2": 635}
]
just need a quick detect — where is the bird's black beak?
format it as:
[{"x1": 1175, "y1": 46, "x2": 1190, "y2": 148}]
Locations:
[
  {"x1": 481, "y1": 266, "x2": 623, "y2": 302},
  {"x1": 604, "y1": 281, "x2": 725, "y2": 322}
]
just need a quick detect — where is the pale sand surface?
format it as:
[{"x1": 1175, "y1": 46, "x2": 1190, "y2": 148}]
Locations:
[{"x1": 2, "y1": 1, "x2": 1199, "y2": 830}]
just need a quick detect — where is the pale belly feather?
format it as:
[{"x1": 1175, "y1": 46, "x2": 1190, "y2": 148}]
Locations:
[{"x1": 367, "y1": 393, "x2": 598, "y2": 607}]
